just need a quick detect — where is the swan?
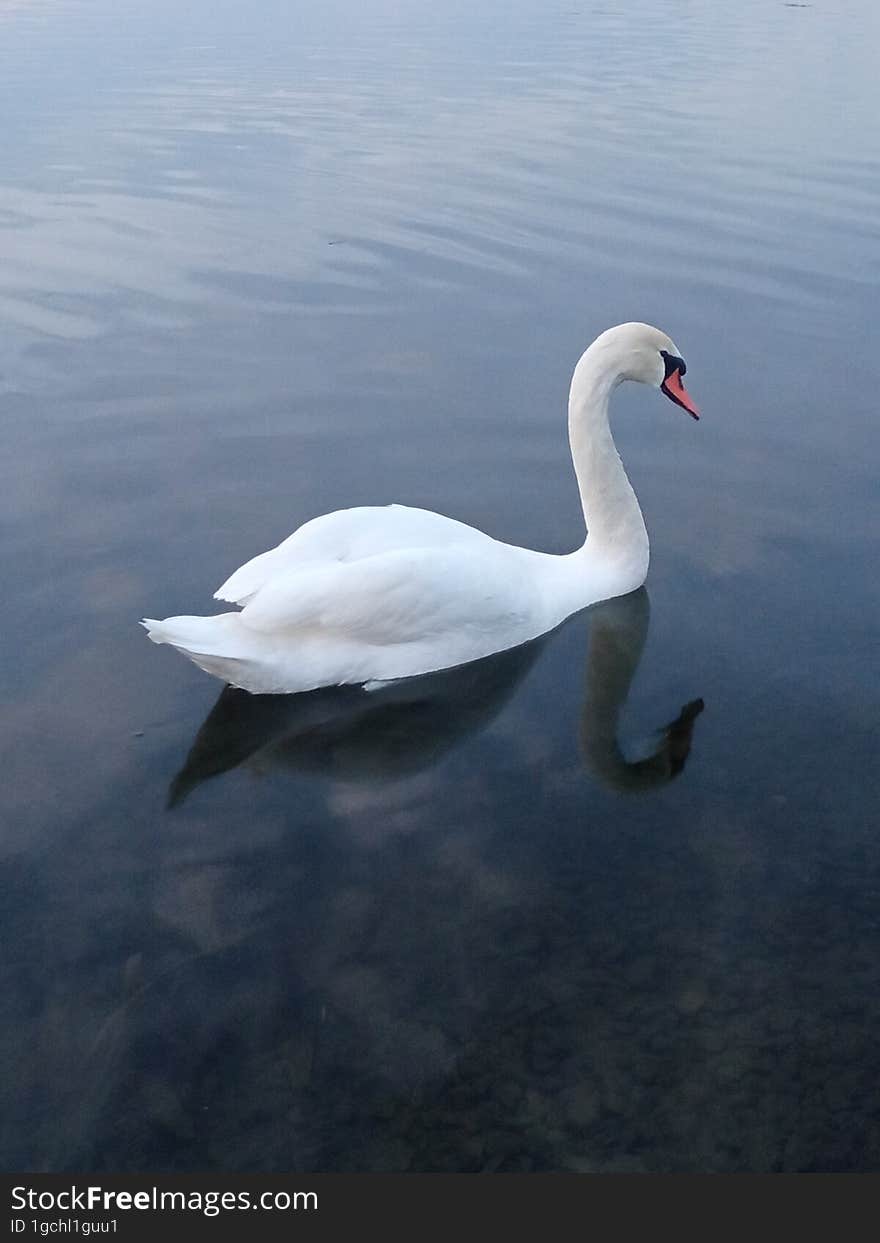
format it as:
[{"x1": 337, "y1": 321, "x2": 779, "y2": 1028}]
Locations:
[{"x1": 143, "y1": 322, "x2": 699, "y2": 694}]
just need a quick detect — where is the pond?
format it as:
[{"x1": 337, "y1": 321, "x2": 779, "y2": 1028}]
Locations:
[{"x1": 1, "y1": 0, "x2": 878, "y2": 1172}]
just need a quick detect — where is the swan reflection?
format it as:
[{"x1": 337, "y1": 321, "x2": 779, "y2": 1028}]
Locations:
[{"x1": 169, "y1": 587, "x2": 703, "y2": 805}]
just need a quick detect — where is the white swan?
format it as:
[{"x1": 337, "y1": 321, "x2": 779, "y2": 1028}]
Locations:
[{"x1": 143, "y1": 322, "x2": 699, "y2": 694}]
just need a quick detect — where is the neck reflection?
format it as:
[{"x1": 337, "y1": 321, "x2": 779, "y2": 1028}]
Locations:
[{"x1": 580, "y1": 589, "x2": 703, "y2": 791}]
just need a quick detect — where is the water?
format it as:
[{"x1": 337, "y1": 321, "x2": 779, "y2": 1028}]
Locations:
[{"x1": 1, "y1": 0, "x2": 878, "y2": 1172}]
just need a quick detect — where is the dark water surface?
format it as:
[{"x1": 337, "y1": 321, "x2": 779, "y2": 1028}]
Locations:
[{"x1": 2, "y1": 0, "x2": 878, "y2": 1172}]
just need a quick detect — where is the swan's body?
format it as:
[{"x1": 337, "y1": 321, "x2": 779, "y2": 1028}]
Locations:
[{"x1": 144, "y1": 322, "x2": 698, "y2": 694}]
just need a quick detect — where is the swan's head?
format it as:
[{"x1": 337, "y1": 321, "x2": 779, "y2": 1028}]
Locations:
[{"x1": 585, "y1": 322, "x2": 700, "y2": 420}]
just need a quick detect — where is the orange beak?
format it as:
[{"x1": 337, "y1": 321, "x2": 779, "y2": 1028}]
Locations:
[{"x1": 661, "y1": 368, "x2": 700, "y2": 420}]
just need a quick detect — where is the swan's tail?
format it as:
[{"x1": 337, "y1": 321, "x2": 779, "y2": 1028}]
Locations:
[{"x1": 141, "y1": 613, "x2": 281, "y2": 692}]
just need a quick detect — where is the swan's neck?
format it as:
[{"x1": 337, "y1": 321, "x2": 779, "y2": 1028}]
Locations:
[{"x1": 568, "y1": 346, "x2": 649, "y2": 582}]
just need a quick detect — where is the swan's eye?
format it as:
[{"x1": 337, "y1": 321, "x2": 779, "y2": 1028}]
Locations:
[{"x1": 660, "y1": 349, "x2": 686, "y2": 378}]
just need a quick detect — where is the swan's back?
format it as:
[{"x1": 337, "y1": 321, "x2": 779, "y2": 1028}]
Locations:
[{"x1": 215, "y1": 504, "x2": 494, "y2": 605}]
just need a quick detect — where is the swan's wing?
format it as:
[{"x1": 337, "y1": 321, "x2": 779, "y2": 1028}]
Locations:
[
  {"x1": 215, "y1": 505, "x2": 491, "y2": 606},
  {"x1": 239, "y1": 544, "x2": 537, "y2": 646}
]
